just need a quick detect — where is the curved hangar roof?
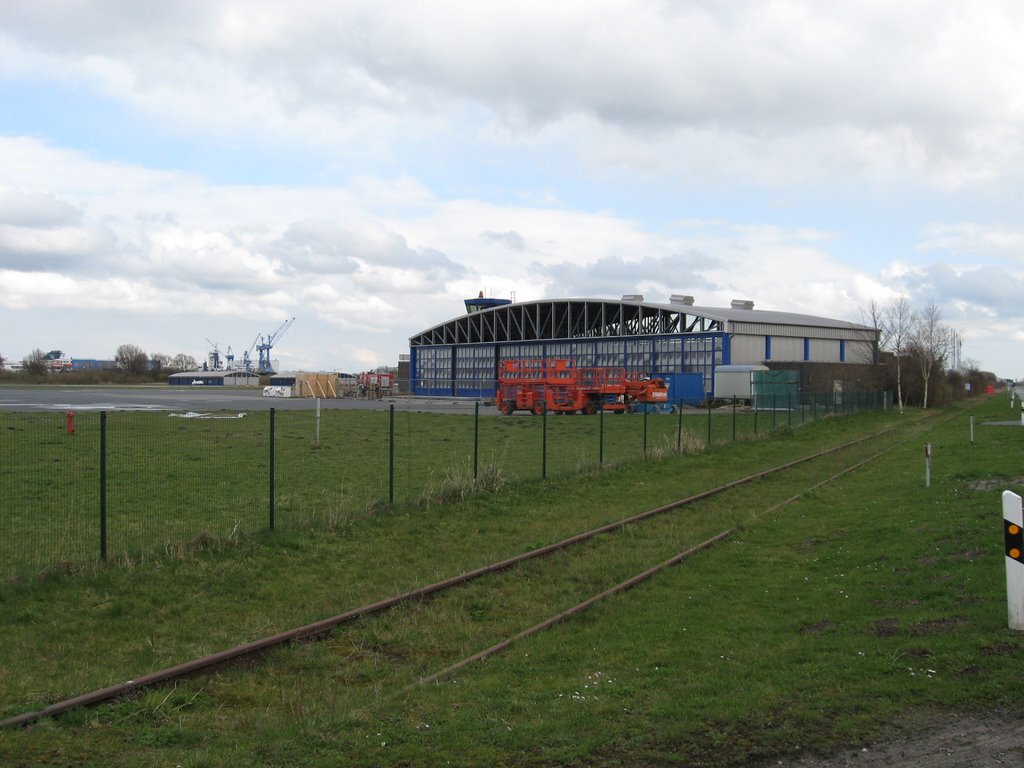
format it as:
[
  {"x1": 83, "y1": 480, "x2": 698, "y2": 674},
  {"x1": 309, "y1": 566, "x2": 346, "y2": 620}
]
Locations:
[{"x1": 409, "y1": 297, "x2": 876, "y2": 347}]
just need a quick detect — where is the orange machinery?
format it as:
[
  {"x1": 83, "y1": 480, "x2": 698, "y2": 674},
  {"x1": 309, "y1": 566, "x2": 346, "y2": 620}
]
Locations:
[{"x1": 496, "y1": 359, "x2": 668, "y2": 415}]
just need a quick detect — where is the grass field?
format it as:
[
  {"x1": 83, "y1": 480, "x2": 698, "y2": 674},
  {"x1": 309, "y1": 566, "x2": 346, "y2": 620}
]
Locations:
[
  {"x1": 1, "y1": 393, "x2": 1021, "y2": 766},
  {"x1": 0, "y1": 396, "x2": 873, "y2": 579}
]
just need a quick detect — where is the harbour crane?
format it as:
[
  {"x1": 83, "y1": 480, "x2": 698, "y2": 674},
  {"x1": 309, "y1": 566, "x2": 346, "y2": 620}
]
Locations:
[{"x1": 250, "y1": 317, "x2": 295, "y2": 375}]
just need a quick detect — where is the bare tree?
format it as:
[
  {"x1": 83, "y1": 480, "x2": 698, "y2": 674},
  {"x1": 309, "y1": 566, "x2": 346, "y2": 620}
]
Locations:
[
  {"x1": 859, "y1": 298, "x2": 891, "y2": 353},
  {"x1": 21, "y1": 349, "x2": 48, "y2": 375},
  {"x1": 851, "y1": 298, "x2": 886, "y2": 366},
  {"x1": 150, "y1": 352, "x2": 171, "y2": 375},
  {"x1": 115, "y1": 344, "x2": 149, "y2": 376},
  {"x1": 884, "y1": 296, "x2": 914, "y2": 413},
  {"x1": 910, "y1": 299, "x2": 951, "y2": 409},
  {"x1": 170, "y1": 353, "x2": 198, "y2": 372}
]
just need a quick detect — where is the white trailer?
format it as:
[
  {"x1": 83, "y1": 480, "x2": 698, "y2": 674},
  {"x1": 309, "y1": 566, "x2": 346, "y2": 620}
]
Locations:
[
  {"x1": 262, "y1": 385, "x2": 292, "y2": 398},
  {"x1": 713, "y1": 365, "x2": 769, "y2": 402}
]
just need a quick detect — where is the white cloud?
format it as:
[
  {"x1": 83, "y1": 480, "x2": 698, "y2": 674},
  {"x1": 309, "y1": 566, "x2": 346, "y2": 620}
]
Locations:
[
  {"x1": 917, "y1": 222, "x2": 1024, "y2": 260},
  {"x1": 3, "y1": 133, "x2": 1022, "y2": 370},
  {"x1": 3, "y1": 3, "x2": 1024, "y2": 374},
  {"x1": 4, "y1": 2, "x2": 1024, "y2": 190}
]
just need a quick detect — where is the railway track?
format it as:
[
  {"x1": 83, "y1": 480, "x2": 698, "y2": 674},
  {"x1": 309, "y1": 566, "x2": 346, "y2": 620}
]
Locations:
[{"x1": 2, "y1": 423, "x2": 908, "y2": 729}]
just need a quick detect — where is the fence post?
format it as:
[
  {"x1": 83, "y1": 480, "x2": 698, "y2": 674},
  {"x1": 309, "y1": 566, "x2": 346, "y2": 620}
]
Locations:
[
  {"x1": 707, "y1": 399, "x2": 712, "y2": 447},
  {"x1": 643, "y1": 407, "x2": 649, "y2": 456},
  {"x1": 732, "y1": 397, "x2": 737, "y2": 441},
  {"x1": 676, "y1": 399, "x2": 683, "y2": 452},
  {"x1": 600, "y1": 407, "x2": 605, "y2": 465},
  {"x1": 473, "y1": 401, "x2": 480, "y2": 479},
  {"x1": 269, "y1": 408, "x2": 276, "y2": 530},
  {"x1": 100, "y1": 410, "x2": 107, "y2": 561},
  {"x1": 389, "y1": 404, "x2": 395, "y2": 503},
  {"x1": 542, "y1": 406, "x2": 548, "y2": 479}
]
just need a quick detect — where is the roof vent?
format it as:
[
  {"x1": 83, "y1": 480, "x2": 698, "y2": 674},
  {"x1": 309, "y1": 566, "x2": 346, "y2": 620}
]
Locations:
[
  {"x1": 730, "y1": 299, "x2": 755, "y2": 310},
  {"x1": 621, "y1": 294, "x2": 644, "y2": 302},
  {"x1": 670, "y1": 294, "x2": 695, "y2": 306}
]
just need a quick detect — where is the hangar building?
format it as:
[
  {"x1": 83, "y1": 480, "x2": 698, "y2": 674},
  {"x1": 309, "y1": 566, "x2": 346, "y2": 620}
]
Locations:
[
  {"x1": 168, "y1": 370, "x2": 261, "y2": 387},
  {"x1": 408, "y1": 295, "x2": 880, "y2": 400}
]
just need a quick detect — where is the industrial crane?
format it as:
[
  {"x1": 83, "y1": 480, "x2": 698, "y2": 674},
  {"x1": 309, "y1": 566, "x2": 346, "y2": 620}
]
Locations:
[{"x1": 248, "y1": 317, "x2": 295, "y2": 375}]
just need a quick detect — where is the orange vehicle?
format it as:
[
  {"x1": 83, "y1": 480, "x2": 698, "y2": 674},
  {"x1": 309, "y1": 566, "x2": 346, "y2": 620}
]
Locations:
[
  {"x1": 496, "y1": 359, "x2": 668, "y2": 415},
  {"x1": 623, "y1": 376, "x2": 671, "y2": 409}
]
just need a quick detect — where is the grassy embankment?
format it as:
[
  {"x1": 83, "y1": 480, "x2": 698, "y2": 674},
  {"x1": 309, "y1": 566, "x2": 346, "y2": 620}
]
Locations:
[{"x1": 1, "y1": 394, "x2": 1022, "y2": 766}]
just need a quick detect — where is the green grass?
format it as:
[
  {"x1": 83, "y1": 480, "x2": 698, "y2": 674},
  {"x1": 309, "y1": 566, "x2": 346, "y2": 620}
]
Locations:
[
  {"x1": 2, "y1": 394, "x2": 1021, "y2": 766},
  {"x1": 0, "y1": 399, "x2": 871, "y2": 579}
]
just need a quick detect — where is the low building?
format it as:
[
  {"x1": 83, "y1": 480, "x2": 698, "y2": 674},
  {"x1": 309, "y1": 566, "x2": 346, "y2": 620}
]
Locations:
[{"x1": 167, "y1": 370, "x2": 261, "y2": 387}]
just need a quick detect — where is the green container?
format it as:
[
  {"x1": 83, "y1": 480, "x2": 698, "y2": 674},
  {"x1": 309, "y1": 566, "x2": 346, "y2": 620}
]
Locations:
[{"x1": 752, "y1": 369, "x2": 798, "y2": 408}]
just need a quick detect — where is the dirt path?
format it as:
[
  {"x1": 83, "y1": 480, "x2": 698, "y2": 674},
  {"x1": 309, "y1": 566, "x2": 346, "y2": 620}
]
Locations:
[{"x1": 756, "y1": 711, "x2": 1024, "y2": 767}]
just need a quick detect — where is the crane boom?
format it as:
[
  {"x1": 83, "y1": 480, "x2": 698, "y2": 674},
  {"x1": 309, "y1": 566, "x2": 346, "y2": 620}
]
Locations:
[
  {"x1": 269, "y1": 317, "x2": 294, "y2": 344},
  {"x1": 255, "y1": 317, "x2": 295, "y2": 375}
]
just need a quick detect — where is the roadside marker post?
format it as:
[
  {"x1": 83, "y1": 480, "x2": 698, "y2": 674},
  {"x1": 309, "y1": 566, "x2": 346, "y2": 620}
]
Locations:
[
  {"x1": 1003, "y1": 491, "x2": 1024, "y2": 631},
  {"x1": 313, "y1": 397, "x2": 321, "y2": 450}
]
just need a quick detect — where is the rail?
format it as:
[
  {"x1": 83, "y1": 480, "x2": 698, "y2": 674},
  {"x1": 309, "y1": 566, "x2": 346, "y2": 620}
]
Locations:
[{"x1": 1, "y1": 426, "x2": 898, "y2": 728}]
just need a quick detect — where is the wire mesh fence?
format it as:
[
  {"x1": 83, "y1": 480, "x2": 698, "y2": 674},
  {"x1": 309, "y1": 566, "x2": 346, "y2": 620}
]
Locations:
[{"x1": 0, "y1": 389, "x2": 887, "y2": 581}]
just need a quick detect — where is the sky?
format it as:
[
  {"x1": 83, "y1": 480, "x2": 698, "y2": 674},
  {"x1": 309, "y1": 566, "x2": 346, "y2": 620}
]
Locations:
[{"x1": 2, "y1": 1, "x2": 1024, "y2": 377}]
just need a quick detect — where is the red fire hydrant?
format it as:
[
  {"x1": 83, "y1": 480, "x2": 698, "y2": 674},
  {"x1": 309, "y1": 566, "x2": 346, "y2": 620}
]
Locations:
[{"x1": 66, "y1": 410, "x2": 75, "y2": 435}]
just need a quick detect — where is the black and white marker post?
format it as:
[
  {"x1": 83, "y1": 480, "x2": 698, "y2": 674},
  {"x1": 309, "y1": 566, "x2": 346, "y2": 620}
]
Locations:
[{"x1": 1003, "y1": 491, "x2": 1024, "y2": 631}]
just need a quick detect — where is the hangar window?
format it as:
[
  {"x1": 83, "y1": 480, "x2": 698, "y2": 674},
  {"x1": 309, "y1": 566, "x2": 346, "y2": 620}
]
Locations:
[
  {"x1": 572, "y1": 341, "x2": 596, "y2": 367},
  {"x1": 415, "y1": 347, "x2": 452, "y2": 391},
  {"x1": 655, "y1": 338, "x2": 682, "y2": 371},
  {"x1": 596, "y1": 340, "x2": 622, "y2": 367},
  {"x1": 453, "y1": 345, "x2": 495, "y2": 396},
  {"x1": 625, "y1": 339, "x2": 652, "y2": 372},
  {"x1": 683, "y1": 335, "x2": 723, "y2": 393}
]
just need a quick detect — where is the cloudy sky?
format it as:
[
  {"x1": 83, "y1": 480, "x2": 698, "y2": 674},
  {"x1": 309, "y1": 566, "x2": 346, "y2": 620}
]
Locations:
[{"x1": 2, "y1": 1, "x2": 1023, "y2": 376}]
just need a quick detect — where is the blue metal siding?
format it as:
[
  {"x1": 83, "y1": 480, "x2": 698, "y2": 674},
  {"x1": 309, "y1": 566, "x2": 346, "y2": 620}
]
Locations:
[
  {"x1": 410, "y1": 333, "x2": 726, "y2": 398},
  {"x1": 657, "y1": 372, "x2": 704, "y2": 405}
]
